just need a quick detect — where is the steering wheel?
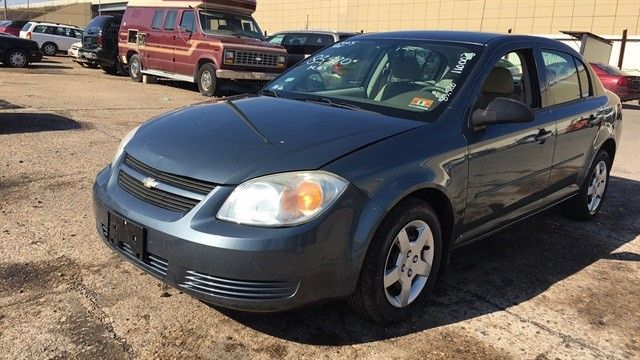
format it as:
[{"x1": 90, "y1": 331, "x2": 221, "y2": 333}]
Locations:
[{"x1": 296, "y1": 70, "x2": 326, "y2": 92}]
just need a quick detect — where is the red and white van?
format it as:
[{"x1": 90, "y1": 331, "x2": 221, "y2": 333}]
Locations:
[{"x1": 119, "y1": 0, "x2": 287, "y2": 96}]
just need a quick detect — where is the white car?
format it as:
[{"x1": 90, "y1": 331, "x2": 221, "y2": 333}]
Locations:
[{"x1": 19, "y1": 22, "x2": 83, "y2": 56}]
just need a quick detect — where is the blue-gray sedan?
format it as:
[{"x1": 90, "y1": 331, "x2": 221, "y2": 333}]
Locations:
[{"x1": 94, "y1": 31, "x2": 621, "y2": 323}]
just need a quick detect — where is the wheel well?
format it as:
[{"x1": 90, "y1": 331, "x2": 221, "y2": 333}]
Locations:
[
  {"x1": 42, "y1": 41, "x2": 56, "y2": 48},
  {"x1": 600, "y1": 138, "x2": 616, "y2": 162},
  {"x1": 126, "y1": 50, "x2": 137, "y2": 61},
  {"x1": 405, "y1": 188, "x2": 455, "y2": 249}
]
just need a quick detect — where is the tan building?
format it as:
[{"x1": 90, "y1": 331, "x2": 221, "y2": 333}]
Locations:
[{"x1": 254, "y1": 0, "x2": 640, "y2": 36}]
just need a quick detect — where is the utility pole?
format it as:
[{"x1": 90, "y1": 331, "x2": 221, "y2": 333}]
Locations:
[
  {"x1": 618, "y1": 29, "x2": 627, "y2": 70},
  {"x1": 305, "y1": 14, "x2": 309, "y2": 30},
  {"x1": 3, "y1": 0, "x2": 7, "y2": 21}
]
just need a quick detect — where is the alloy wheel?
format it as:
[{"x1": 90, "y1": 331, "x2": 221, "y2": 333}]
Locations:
[
  {"x1": 201, "y1": 70, "x2": 212, "y2": 90},
  {"x1": 44, "y1": 44, "x2": 56, "y2": 56},
  {"x1": 587, "y1": 160, "x2": 607, "y2": 214},
  {"x1": 9, "y1": 51, "x2": 27, "y2": 67},
  {"x1": 383, "y1": 220, "x2": 435, "y2": 308}
]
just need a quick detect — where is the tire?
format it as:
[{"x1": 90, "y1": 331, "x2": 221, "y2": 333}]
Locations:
[
  {"x1": 347, "y1": 198, "x2": 443, "y2": 323},
  {"x1": 561, "y1": 150, "x2": 611, "y2": 220},
  {"x1": 116, "y1": 57, "x2": 128, "y2": 76},
  {"x1": 5, "y1": 49, "x2": 29, "y2": 68},
  {"x1": 128, "y1": 54, "x2": 143, "y2": 82},
  {"x1": 197, "y1": 63, "x2": 220, "y2": 97},
  {"x1": 42, "y1": 42, "x2": 58, "y2": 56},
  {"x1": 101, "y1": 64, "x2": 117, "y2": 75}
]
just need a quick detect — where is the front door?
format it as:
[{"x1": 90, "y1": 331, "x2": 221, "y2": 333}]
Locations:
[
  {"x1": 463, "y1": 46, "x2": 556, "y2": 238},
  {"x1": 173, "y1": 10, "x2": 197, "y2": 76},
  {"x1": 157, "y1": 9, "x2": 178, "y2": 72}
]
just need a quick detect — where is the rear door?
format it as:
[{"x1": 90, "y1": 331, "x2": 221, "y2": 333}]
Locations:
[
  {"x1": 145, "y1": 9, "x2": 166, "y2": 71},
  {"x1": 540, "y1": 50, "x2": 607, "y2": 192},
  {"x1": 156, "y1": 9, "x2": 178, "y2": 72}
]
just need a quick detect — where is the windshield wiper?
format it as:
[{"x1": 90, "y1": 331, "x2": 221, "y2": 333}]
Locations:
[
  {"x1": 296, "y1": 96, "x2": 378, "y2": 114},
  {"x1": 259, "y1": 89, "x2": 279, "y2": 98}
]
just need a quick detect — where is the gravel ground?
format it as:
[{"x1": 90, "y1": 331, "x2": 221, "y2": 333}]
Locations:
[{"x1": 1, "y1": 57, "x2": 639, "y2": 360}]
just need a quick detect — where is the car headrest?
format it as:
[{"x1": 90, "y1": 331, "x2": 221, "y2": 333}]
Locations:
[
  {"x1": 483, "y1": 67, "x2": 514, "y2": 94},
  {"x1": 391, "y1": 55, "x2": 421, "y2": 81}
]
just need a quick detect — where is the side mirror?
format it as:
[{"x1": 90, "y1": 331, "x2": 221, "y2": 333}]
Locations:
[
  {"x1": 177, "y1": 26, "x2": 192, "y2": 35},
  {"x1": 470, "y1": 97, "x2": 533, "y2": 129}
]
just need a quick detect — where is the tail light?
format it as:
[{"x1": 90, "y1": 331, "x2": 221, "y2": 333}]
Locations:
[
  {"x1": 26, "y1": 32, "x2": 32, "y2": 39},
  {"x1": 97, "y1": 35, "x2": 103, "y2": 47},
  {"x1": 617, "y1": 76, "x2": 628, "y2": 87}
]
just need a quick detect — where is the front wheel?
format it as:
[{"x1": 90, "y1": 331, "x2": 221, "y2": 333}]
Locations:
[
  {"x1": 42, "y1": 42, "x2": 58, "y2": 56},
  {"x1": 347, "y1": 198, "x2": 442, "y2": 323},
  {"x1": 5, "y1": 49, "x2": 29, "y2": 68},
  {"x1": 128, "y1": 54, "x2": 143, "y2": 82},
  {"x1": 561, "y1": 150, "x2": 611, "y2": 220},
  {"x1": 197, "y1": 63, "x2": 220, "y2": 97}
]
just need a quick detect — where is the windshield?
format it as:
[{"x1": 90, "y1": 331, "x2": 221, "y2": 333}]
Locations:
[
  {"x1": 265, "y1": 39, "x2": 481, "y2": 121},
  {"x1": 198, "y1": 10, "x2": 263, "y2": 40}
]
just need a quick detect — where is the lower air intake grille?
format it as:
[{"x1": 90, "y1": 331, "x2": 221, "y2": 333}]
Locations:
[
  {"x1": 179, "y1": 271, "x2": 298, "y2": 300},
  {"x1": 119, "y1": 242, "x2": 168, "y2": 277}
]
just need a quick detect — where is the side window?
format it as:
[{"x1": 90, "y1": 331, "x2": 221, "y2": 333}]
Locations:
[
  {"x1": 179, "y1": 11, "x2": 195, "y2": 33},
  {"x1": 267, "y1": 34, "x2": 284, "y2": 45},
  {"x1": 33, "y1": 25, "x2": 46, "y2": 33},
  {"x1": 164, "y1": 10, "x2": 177, "y2": 30},
  {"x1": 575, "y1": 57, "x2": 592, "y2": 98},
  {"x1": 151, "y1": 10, "x2": 164, "y2": 29},
  {"x1": 542, "y1": 50, "x2": 581, "y2": 106},
  {"x1": 477, "y1": 49, "x2": 537, "y2": 110}
]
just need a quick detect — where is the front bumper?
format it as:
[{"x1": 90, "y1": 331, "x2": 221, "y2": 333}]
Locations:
[
  {"x1": 29, "y1": 50, "x2": 42, "y2": 63},
  {"x1": 93, "y1": 166, "x2": 370, "y2": 311},
  {"x1": 216, "y1": 69, "x2": 279, "y2": 81}
]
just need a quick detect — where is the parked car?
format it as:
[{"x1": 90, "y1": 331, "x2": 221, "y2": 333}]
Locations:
[
  {"x1": 68, "y1": 41, "x2": 97, "y2": 68},
  {"x1": 590, "y1": 62, "x2": 640, "y2": 104},
  {"x1": 267, "y1": 30, "x2": 359, "y2": 67},
  {"x1": 0, "y1": 20, "x2": 29, "y2": 36},
  {"x1": 119, "y1": 0, "x2": 287, "y2": 96},
  {"x1": 80, "y1": 15, "x2": 125, "y2": 75},
  {"x1": 94, "y1": 31, "x2": 621, "y2": 323},
  {"x1": 0, "y1": 31, "x2": 42, "y2": 67},
  {"x1": 19, "y1": 22, "x2": 83, "y2": 56}
]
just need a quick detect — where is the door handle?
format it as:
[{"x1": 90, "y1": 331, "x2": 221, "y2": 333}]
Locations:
[{"x1": 534, "y1": 129, "x2": 553, "y2": 144}]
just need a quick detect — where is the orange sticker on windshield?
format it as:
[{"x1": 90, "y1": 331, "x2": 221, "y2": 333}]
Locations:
[{"x1": 409, "y1": 97, "x2": 433, "y2": 110}]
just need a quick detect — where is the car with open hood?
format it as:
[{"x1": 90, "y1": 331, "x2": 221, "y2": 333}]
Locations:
[{"x1": 94, "y1": 31, "x2": 622, "y2": 323}]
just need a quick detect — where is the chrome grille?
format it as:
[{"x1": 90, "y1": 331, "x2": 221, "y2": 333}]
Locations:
[
  {"x1": 234, "y1": 50, "x2": 280, "y2": 67},
  {"x1": 118, "y1": 171, "x2": 200, "y2": 213},
  {"x1": 124, "y1": 154, "x2": 215, "y2": 195},
  {"x1": 179, "y1": 270, "x2": 298, "y2": 300}
]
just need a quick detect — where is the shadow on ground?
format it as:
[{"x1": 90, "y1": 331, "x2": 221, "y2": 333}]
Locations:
[
  {"x1": 0, "y1": 112, "x2": 81, "y2": 134},
  {"x1": 220, "y1": 176, "x2": 640, "y2": 345},
  {"x1": 622, "y1": 103, "x2": 640, "y2": 110}
]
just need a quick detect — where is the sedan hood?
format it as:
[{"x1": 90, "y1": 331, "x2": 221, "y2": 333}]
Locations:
[{"x1": 125, "y1": 95, "x2": 422, "y2": 185}]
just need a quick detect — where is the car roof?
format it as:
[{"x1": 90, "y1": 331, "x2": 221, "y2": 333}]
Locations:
[
  {"x1": 355, "y1": 30, "x2": 555, "y2": 46},
  {"x1": 271, "y1": 30, "x2": 360, "y2": 36},
  {"x1": 28, "y1": 21, "x2": 82, "y2": 29}
]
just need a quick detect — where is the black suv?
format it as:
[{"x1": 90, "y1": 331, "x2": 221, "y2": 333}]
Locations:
[
  {"x1": 267, "y1": 30, "x2": 359, "y2": 67},
  {"x1": 79, "y1": 15, "x2": 124, "y2": 75}
]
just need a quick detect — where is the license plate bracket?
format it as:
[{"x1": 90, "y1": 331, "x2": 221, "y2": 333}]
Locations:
[{"x1": 108, "y1": 213, "x2": 146, "y2": 259}]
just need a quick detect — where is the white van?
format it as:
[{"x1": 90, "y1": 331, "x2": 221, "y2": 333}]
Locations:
[{"x1": 20, "y1": 22, "x2": 83, "y2": 56}]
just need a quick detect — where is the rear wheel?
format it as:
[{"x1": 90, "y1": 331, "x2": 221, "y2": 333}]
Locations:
[
  {"x1": 561, "y1": 150, "x2": 611, "y2": 220},
  {"x1": 197, "y1": 63, "x2": 220, "y2": 97},
  {"x1": 5, "y1": 49, "x2": 29, "y2": 68},
  {"x1": 128, "y1": 54, "x2": 143, "y2": 82},
  {"x1": 348, "y1": 198, "x2": 442, "y2": 323},
  {"x1": 42, "y1": 42, "x2": 58, "y2": 56}
]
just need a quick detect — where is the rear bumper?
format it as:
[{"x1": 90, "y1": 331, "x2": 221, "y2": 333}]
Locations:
[
  {"x1": 92, "y1": 166, "x2": 370, "y2": 312},
  {"x1": 216, "y1": 69, "x2": 280, "y2": 81},
  {"x1": 79, "y1": 48, "x2": 114, "y2": 67}
]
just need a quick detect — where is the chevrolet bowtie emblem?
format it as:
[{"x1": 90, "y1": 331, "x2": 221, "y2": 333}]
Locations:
[{"x1": 142, "y1": 177, "x2": 159, "y2": 189}]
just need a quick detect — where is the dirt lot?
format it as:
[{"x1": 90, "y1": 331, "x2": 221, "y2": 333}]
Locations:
[{"x1": 1, "y1": 56, "x2": 639, "y2": 360}]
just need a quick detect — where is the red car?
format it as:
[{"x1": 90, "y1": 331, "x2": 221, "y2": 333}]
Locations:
[
  {"x1": 0, "y1": 20, "x2": 29, "y2": 37},
  {"x1": 590, "y1": 62, "x2": 640, "y2": 104}
]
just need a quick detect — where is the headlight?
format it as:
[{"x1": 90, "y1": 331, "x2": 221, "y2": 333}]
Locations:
[
  {"x1": 111, "y1": 126, "x2": 139, "y2": 167},
  {"x1": 217, "y1": 171, "x2": 348, "y2": 227},
  {"x1": 224, "y1": 50, "x2": 235, "y2": 65},
  {"x1": 277, "y1": 54, "x2": 287, "y2": 68}
]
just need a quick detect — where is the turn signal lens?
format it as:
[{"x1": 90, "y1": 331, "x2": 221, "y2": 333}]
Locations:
[{"x1": 217, "y1": 171, "x2": 348, "y2": 227}]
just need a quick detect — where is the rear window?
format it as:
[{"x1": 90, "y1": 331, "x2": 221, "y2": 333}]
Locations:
[
  {"x1": 151, "y1": 10, "x2": 164, "y2": 29},
  {"x1": 595, "y1": 63, "x2": 627, "y2": 76},
  {"x1": 21, "y1": 22, "x2": 32, "y2": 31},
  {"x1": 85, "y1": 16, "x2": 111, "y2": 31}
]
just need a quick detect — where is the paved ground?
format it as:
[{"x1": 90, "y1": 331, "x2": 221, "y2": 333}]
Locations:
[{"x1": 1, "y1": 57, "x2": 639, "y2": 360}]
